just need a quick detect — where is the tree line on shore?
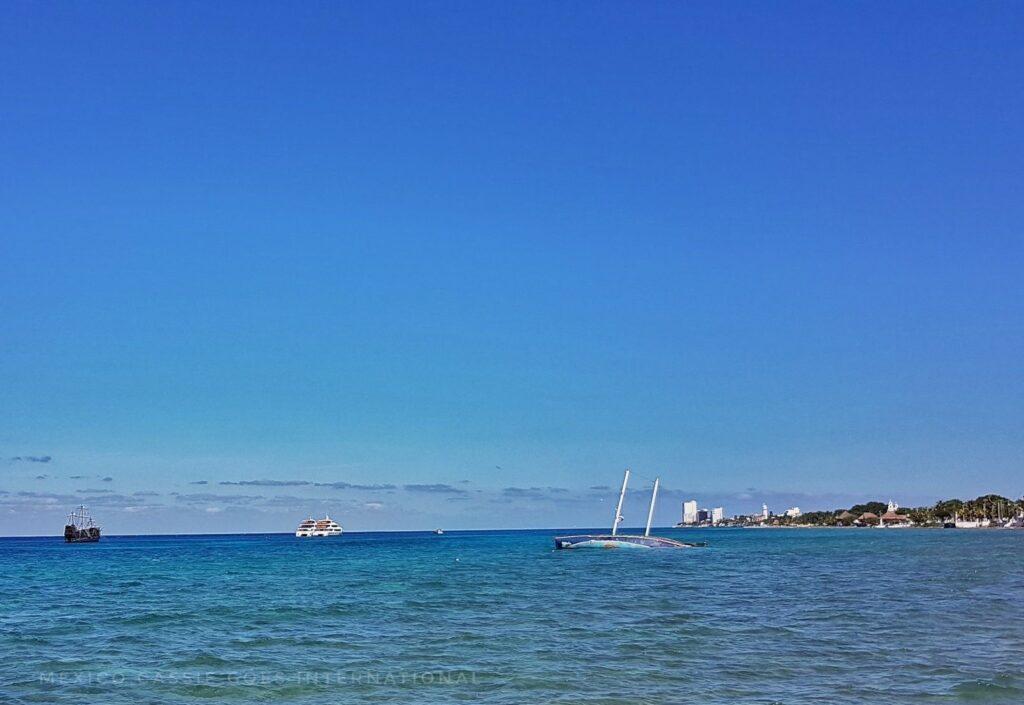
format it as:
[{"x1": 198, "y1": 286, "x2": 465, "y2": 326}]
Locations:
[{"x1": 785, "y1": 494, "x2": 1023, "y2": 526}]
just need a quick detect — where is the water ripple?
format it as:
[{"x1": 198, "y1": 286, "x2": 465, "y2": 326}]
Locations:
[{"x1": 1, "y1": 529, "x2": 1022, "y2": 704}]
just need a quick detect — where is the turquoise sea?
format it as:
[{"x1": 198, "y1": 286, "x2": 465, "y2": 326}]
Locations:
[{"x1": 1, "y1": 528, "x2": 1022, "y2": 704}]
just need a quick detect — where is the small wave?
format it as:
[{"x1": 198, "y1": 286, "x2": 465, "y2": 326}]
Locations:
[
  {"x1": 229, "y1": 636, "x2": 306, "y2": 649},
  {"x1": 951, "y1": 676, "x2": 1024, "y2": 702},
  {"x1": 119, "y1": 612, "x2": 179, "y2": 626},
  {"x1": 171, "y1": 651, "x2": 236, "y2": 668}
]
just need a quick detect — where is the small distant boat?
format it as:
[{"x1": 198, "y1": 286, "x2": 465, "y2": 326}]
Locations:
[
  {"x1": 554, "y1": 471, "x2": 706, "y2": 550},
  {"x1": 64, "y1": 506, "x2": 101, "y2": 543},
  {"x1": 433, "y1": 528, "x2": 444, "y2": 535},
  {"x1": 295, "y1": 515, "x2": 343, "y2": 537}
]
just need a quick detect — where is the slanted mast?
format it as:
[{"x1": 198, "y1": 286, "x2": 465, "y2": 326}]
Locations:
[
  {"x1": 611, "y1": 469, "x2": 630, "y2": 536},
  {"x1": 644, "y1": 477, "x2": 660, "y2": 537}
]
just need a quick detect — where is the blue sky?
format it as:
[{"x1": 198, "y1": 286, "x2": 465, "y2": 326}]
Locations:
[{"x1": 2, "y1": 2, "x2": 1022, "y2": 534}]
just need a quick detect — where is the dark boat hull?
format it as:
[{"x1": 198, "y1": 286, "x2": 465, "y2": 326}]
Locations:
[{"x1": 64, "y1": 525, "x2": 101, "y2": 543}]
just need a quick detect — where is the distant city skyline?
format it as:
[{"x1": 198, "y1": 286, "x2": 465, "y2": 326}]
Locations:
[{"x1": 2, "y1": 3, "x2": 1022, "y2": 534}]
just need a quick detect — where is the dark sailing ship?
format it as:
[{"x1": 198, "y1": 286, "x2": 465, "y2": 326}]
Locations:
[{"x1": 64, "y1": 506, "x2": 101, "y2": 543}]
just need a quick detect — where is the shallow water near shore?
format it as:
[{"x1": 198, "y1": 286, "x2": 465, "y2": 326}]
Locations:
[{"x1": 2, "y1": 528, "x2": 1023, "y2": 704}]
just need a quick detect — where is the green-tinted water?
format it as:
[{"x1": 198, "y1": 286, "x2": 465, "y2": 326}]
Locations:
[{"x1": 1, "y1": 528, "x2": 1022, "y2": 704}]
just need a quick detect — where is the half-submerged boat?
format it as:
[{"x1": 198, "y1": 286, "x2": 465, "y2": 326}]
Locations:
[
  {"x1": 64, "y1": 506, "x2": 101, "y2": 543},
  {"x1": 554, "y1": 470, "x2": 706, "y2": 550}
]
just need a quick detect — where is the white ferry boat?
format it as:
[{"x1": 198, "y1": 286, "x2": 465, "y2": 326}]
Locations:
[{"x1": 295, "y1": 515, "x2": 343, "y2": 537}]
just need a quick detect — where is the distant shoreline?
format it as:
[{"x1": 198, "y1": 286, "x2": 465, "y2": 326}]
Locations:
[
  {"x1": 3, "y1": 524, "x2": 1018, "y2": 540},
  {"x1": 0, "y1": 527, "x2": 667, "y2": 539}
]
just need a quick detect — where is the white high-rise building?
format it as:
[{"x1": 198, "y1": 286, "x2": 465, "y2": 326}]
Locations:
[
  {"x1": 762, "y1": 503, "x2": 770, "y2": 521},
  {"x1": 711, "y1": 507, "x2": 724, "y2": 525},
  {"x1": 682, "y1": 500, "x2": 698, "y2": 525}
]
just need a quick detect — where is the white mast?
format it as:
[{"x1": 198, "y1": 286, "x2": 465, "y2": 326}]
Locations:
[
  {"x1": 644, "y1": 477, "x2": 660, "y2": 537},
  {"x1": 611, "y1": 468, "x2": 630, "y2": 536}
]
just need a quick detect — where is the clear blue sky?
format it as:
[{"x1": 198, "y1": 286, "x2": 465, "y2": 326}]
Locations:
[{"x1": 2, "y1": 1, "x2": 1022, "y2": 534}]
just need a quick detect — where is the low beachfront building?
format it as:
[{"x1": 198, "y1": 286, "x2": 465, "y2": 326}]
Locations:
[
  {"x1": 855, "y1": 512, "x2": 879, "y2": 526},
  {"x1": 879, "y1": 509, "x2": 912, "y2": 526},
  {"x1": 878, "y1": 500, "x2": 912, "y2": 527},
  {"x1": 879, "y1": 510, "x2": 912, "y2": 526},
  {"x1": 835, "y1": 510, "x2": 856, "y2": 526}
]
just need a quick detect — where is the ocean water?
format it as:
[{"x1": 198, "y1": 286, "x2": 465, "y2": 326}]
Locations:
[{"x1": 1, "y1": 528, "x2": 1022, "y2": 704}]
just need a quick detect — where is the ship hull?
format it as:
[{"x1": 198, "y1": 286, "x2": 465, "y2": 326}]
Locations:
[
  {"x1": 64, "y1": 526, "x2": 101, "y2": 543},
  {"x1": 553, "y1": 534, "x2": 705, "y2": 550}
]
